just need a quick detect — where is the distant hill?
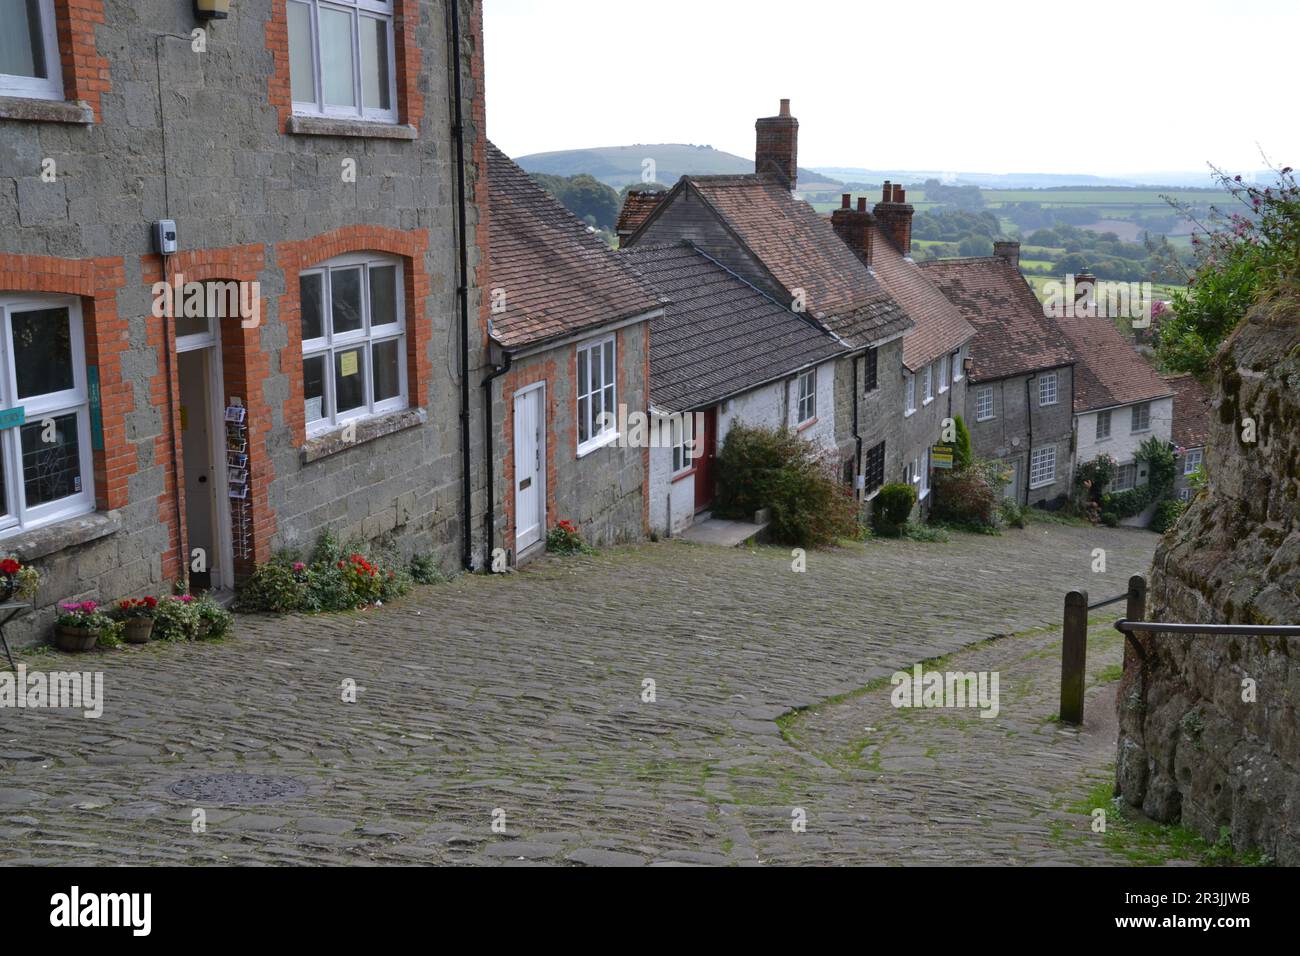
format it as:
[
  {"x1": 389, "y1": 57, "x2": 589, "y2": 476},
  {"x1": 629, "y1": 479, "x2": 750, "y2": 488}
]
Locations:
[
  {"x1": 812, "y1": 168, "x2": 1259, "y2": 191},
  {"x1": 514, "y1": 144, "x2": 843, "y2": 191}
]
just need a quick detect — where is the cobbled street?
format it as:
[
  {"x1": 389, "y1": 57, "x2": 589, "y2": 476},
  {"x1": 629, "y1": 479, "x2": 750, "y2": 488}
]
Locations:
[{"x1": 2, "y1": 523, "x2": 1161, "y2": 866}]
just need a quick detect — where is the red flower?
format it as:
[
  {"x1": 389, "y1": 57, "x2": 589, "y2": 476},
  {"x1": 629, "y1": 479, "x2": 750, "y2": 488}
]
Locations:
[{"x1": 0, "y1": 558, "x2": 20, "y2": 575}]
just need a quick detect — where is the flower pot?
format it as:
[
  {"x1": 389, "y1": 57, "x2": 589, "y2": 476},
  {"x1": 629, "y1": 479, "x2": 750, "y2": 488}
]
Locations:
[
  {"x1": 55, "y1": 625, "x2": 99, "y2": 653},
  {"x1": 123, "y1": 618, "x2": 154, "y2": 644},
  {"x1": 0, "y1": 580, "x2": 16, "y2": 604}
]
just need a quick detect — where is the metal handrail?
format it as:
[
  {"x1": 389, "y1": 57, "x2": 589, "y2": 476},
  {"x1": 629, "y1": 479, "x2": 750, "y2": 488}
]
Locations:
[
  {"x1": 1116, "y1": 620, "x2": 1300, "y2": 637},
  {"x1": 1088, "y1": 593, "x2": 1128, "y2": 611}
]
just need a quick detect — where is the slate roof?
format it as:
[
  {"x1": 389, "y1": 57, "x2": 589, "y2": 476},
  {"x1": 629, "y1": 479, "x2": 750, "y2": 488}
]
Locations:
[
  {"x1": 487, "y1": 143, "x2": 659, "y2": 348},
  {"x1": 1053, "y1": 314, "x2": 1174, "y2": 413},
  {"x1": 919, "y1": 256, "x2": 1074, "y2": 381},
  {"x1": 672, "y1": 176, "x2": 913, "y2": 349},
  {"x1": 865, "y1": 225, "x2": 975, "y2": 370},
  {"x1": 623, "y1": 242, "x2": 846, "y2": 411},
  {"x1": 1164, "y1": 373, "x2": 1212, "y2": 450},
  {"x1": 617, "y1": 190, "x2": 666, "y2": 237}
]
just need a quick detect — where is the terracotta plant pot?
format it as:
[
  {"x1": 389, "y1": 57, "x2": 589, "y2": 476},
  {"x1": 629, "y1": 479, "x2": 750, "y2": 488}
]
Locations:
[
  {"x1": 55, "y1": 626, "x2": 99, "y2": 653},
  {"x1": 123, "y1": 618, "x2": 154, "y2": 644}
]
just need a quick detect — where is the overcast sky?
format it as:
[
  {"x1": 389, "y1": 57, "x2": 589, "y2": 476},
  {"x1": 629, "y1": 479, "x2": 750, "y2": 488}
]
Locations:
[{"x1": 484, "y1": 0, "x2": 1297, "y2": 177}]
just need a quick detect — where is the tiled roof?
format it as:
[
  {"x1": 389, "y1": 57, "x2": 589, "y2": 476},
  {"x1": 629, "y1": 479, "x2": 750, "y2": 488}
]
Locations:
[
  {"x1": 919, "y1": 256, "x2": 1074, "y2": 381},
  {"x1": 865, "y1": 226, "x2": 975, "y2": 370},
  {"x1": 1053, "y1": 314, "x2": 1174, "y2": 413},
  {"x1": 685, "y1": 176, "x2": 913, "y2": 348},
  {"x1": 1164, "y1": 373, "x2": 1212, "y2": 450},
  {"x1": 622, "y1": 242, "x2": 847, "y2": 412},
  {"x1": 487, "y1": 143, "x2": 659, "y2": 348},
  {"x1": 617, "y1": 189, "x2": 666, "y2": 236}
]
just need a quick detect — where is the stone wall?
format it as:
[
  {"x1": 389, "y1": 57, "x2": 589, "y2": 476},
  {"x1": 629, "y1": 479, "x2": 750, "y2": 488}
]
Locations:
[{"x1": 1116, "y1": 299, "x2": 1300, "y2": 865}]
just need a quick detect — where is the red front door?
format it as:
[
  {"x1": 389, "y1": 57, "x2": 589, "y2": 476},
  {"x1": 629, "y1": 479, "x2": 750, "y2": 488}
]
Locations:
[{"x1": 694, "y1": 408, "x2": 718, "y2": 513}]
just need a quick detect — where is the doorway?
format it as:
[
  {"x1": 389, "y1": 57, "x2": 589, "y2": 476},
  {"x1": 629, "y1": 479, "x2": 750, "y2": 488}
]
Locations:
[
  {"x1": 175, "y1": 298, "x2": 234, "y2": 593},
  {"x1": 694, "y1": 407, "x2": 718, "y2": 513},
  {"x1": 513, "y1": 383, "x2": 545, "y2": 553}
]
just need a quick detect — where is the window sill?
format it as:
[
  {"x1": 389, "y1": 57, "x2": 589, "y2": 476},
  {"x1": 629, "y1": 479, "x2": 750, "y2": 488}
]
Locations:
[
  {"x1": 577, "y1": 431, "x2": 620, "y2": 459},
  {"x1": 796, "y1": 416, "x2": 818, "y2": 433},
  {"x1": 4, "y1": 509, "x2": 121, "y2": 562},
  {"x1": 1029, "y1": 480, "x2": 1056, "y2": 491},
  {"x1": 671, "y1": 466, "x2": 697, "y2": 484},
  {"x1": 923, "y1": 398, "x2": 934, "y2": 407},
  {"x1": 301, "y1": 407, "x2": 426, "y2": 465},
  {"x1": 287, "y1": 115, "x2": 417, "y2": 140},
  {"x1": 904, "y1": 409, "x2": 916, "y2": 418},
  {"x1": 0, "y1": 96, "x2": 94, "y2": 125},
  {"x1": 976, "y1": 416, "x2": 995, "y2": 423}
]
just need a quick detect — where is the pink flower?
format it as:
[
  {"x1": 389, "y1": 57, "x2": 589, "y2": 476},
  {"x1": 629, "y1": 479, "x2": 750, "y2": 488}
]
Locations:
[{"x1": 293, "y1": 562, "x2": 306, "y2": 572}]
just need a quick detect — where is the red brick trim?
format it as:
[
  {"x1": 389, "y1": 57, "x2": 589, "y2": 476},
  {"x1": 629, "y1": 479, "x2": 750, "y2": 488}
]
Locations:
[
  {"x1": 500, "y1": 359, "x2": 558, "y2": 557},
  {"x1": 53, "y1": 0, "x2": 109, "y2": 121},
  {"x1": 141, "y1": 245, "x2": 270, "y2": 581},
  {"x1": 0, "y1": 253, "x2": 128, "y2": 515},
  {"x1": 267, "y1": 0, "x2": 423, "y2": 133},
  {"x1": 276, "y1": 225, "x2": 430, "y2": 449}
]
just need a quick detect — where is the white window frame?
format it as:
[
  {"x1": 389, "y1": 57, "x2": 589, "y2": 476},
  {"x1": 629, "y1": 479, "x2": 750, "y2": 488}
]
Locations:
[
  {"x1": 287, "y1": 0, "x2": 399, "y2": 124},
  {"x1": 1096, "y1": 409, "x2": 1112, "y2": 441},
  {"x1": 922, "y1": 364, "x2": 934, "y2": 405},
  {"x1": 1029, "y1": 445, "x2": 1056, "y2": 489},
  {"x1": 952, "y1": 347, "x2": 964, "y2": 382},
  {"x1": 1184, "y1": 447, "x2": 1203, "y2": 475},
  {"x1": 1038, "y1": 371, "x2": 1059, "y2": 407},
  {"x1": 938, "y1": 354, "x2": 950, "y2": 394},
  {"x1": 300, "y1": 253, "x2": 408, "y2": 438},
  {"x1": 918, "y1": 448, "x2": 931, "y2": 500},
  {"x1": 671, "y1": 414, "x2": 694, "y2": 476},
  {"x1": 1112, "y1": 462, "x2": 1137, "y2": 493},
  {"x1": 975, "y1": 385, "x2": 994, "y2": 422},
  {"x1": 904, "y1": 372, "x2": 916, "y2": 416},
  {"x1": 0, "y1": 293, "x2": 96, "y2": 537},
  {"x1": 1131, "y1": 402, "x2": 1151, "y2": 433},
  {"x1": 796, "y1": 368, "x2": 816, "y2": 425},
  {"x1": 576, "y1": 334, "x2": 617, "y2": 456},
  {"x1": 0, "y1": 0, "x2": 63, "y2": 101}
]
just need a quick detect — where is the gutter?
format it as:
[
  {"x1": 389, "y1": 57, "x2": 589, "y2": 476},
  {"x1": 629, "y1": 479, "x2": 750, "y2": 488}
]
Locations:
[{"x1": 450, "y1": 0, "x2": 473, "y2": 571}]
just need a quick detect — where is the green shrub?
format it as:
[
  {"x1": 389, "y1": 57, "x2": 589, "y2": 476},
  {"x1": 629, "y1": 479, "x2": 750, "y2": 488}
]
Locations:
[
  {"x1": 194, "y1": 594, "x2": 233, "y2": 638},
  {"x1": 871, "y1": 482, "x2": 917, "y2": 538},
  {"x1": 714, "y1": 424, "x2": 859, "y2": 547},
  {"x1": 409, "y1": 553, "x2": 445, "y2": 585},
  {"x1": 930, "y1": 459, "x2": 1001, "y2": 532},
  {"x1": 237, "y1": 532, "x2": 411, "y2": 613},
  {"x1": 903, "y1": 522, "x2": 949, "y2": 543},
  {"x1": 1151, "y1": 498, "x2": 1189, "y2": 534},
  {"x1": 999, "y1": 498, "x2": 1029, "y2": 529},
  {"x1": 1100, "y1": 511, "x2": 1120, "y2": 528},
  {"x1": 546, "y1": 519, "x2": 590, "y2": 555},
  {"x1": 952, "y1": 416, "x2": 974, "y2": 472},
  {"x1": 154, "y1": 595, "x2": 203, "y2": 641}
]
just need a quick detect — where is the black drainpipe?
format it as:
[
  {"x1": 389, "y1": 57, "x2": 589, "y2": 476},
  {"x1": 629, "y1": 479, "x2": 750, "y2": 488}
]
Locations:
[
  {"x1": 852, "y1": 354, "x2": 862, "y2": 498},
  {"x1": 481, "y1": 348, "x2": 513, "y2": 566},
  {"x1": 450, "y1": 0, "x2": 473, "y2": 570}
]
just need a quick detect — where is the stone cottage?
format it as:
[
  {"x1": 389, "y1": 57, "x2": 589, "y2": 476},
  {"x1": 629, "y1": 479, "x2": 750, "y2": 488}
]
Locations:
[
  {"x1": 618, "y1": 100, "x2": 913, "y2": 511},
  {"x1": 0, "y1": 0, "x2": 492, "y2": 643},
  {"x1": 922, "y1": 243, "x2": 1077, "y2": 506},
  {"x1": 622, "y1": 241, "x2": 846, "y2": 536},
  {"x1": 485, "y1": 144, "x2": 661, "y2": 562}
]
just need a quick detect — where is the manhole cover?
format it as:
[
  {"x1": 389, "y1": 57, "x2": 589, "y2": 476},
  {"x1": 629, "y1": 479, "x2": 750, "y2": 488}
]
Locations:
[{"x1": 167, "y1": 773, "x2": 308, "y2": 806}]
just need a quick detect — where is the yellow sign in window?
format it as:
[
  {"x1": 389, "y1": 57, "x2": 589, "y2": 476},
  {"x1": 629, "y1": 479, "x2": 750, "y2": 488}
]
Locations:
[{"x1": 340, "y1": 351, "x2": 359, "y2": 377}]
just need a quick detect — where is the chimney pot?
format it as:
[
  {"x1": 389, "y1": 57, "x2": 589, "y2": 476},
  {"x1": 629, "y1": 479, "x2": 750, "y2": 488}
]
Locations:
[
  {"x1": 779, "y1": 98, "x2": 791, "y2": 117},
  {"x1": 857, "y1": 197, "x2": 867, "y2": 212},
  {"x1": 881, "y1": 181, "x2": 892, "y2": 203},
  {"x1": 841, "y1": 194, "x2": 851, "y2": 209},
  {"x1": 993, "y1": 240, "x2": 1021, "y2": 269},
  {"x1": 892, "y1": 184, "x2": 905, "y2": 203}
]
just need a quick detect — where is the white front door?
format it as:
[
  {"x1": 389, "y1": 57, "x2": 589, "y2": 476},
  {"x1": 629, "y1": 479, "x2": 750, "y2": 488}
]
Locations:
[
  {"x1": 1003, "y1": 460, "x2": 1020, "y2": 501},
  {"x1": 514, "y1": 384, "x2": 545, "y2": 552}
]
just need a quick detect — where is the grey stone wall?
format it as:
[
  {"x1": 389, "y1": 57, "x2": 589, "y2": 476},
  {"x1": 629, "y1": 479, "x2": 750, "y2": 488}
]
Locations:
[
  {"x1": 0, "y1": 1, "x2": 489, "y2": 646},
  {"x1": 965, "y1": 366, "x2": 1075, "y2": 506},
  {"x1": 1116, "y1": 301, "x2": 1300, "y2": 865}
]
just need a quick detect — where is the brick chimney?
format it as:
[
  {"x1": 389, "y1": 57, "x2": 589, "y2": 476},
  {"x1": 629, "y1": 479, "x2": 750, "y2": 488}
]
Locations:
[
  {"x1": 755, "y1": 98, "x2": 798, "y2": 189},
  {"x1": 1073, "y1": 271, "x2": 1097, "y2": 315},
  {"x1": 993, "y1": 240, "x2": 1021, "y2": 269},
  {"x1": 873, "y1": 181, "x2": 914, "y2": 255},
  {"x1": 831, "y1": 194, "x2": 874, "y2": 265}
]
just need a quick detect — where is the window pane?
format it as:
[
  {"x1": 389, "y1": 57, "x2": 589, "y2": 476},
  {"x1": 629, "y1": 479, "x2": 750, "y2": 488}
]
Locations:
[
  {"x1": 369, "y1": 264, "x2": 398, "y2": 327},
  {"x1": 318, "y1": 6, "x2": 356, "y2": 108},
  {"x1": 301, "y1": 273, "x2": 325, "y2": 340},
  {"x1": 578, "y1": 395, "x2": 589, "y2": 444},
  {"x1": 372, "y1": 338, "x2": 400, "y2": 403},
  {"x1": 334, "y1": 347, "x2": 366, "y2": 414},
  {"x1": 331, "y1": 267, "x2": 363, "y2": 335},
  {"x1": 303, "y1": 353, "x2": 327, "y2": 422},
  {"x1": 359, "y1": 15, "x2": 391, "y2": 111},
  {"x1": 21, "y1": 412, "x2": 82, "y2": 506},
  {"x1": 11, "y1": 306, "x2": 74, "y2": 399},
  {"x1": 602, "y1": 385, "x2": 615, "y2": 429},
  {"x1": 577, "y1": 351, "x2": 588, "y2": 396},
  {"x1": 287, "y1": 1, "x2": 316, "y2": 103},
  {"x1": 603, "y1": 341, "x2": 614, "y2": 386},
  {"x1": 590, "y1": 348, "x2": 602, "y2": 391},
  {"x1": 0, "y1": 0, "x2": 48, "y2": 79}
]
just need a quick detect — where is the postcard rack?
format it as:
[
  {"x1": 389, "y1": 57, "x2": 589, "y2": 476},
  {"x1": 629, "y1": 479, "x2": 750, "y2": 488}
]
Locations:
[{"x1": 224, "y1": 402, "x2": 251, "y2": 560}]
